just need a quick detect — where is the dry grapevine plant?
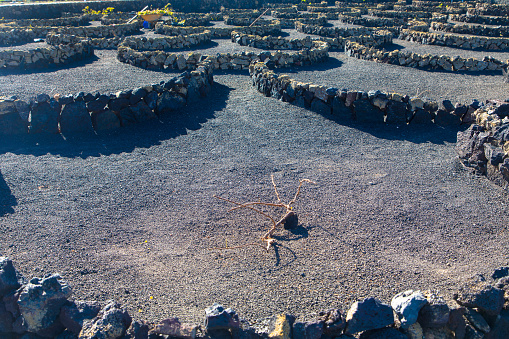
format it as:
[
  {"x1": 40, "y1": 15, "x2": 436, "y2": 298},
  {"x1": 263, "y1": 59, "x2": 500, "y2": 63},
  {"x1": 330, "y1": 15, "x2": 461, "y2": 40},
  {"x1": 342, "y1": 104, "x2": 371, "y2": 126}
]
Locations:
[{"x1": 213, "y1": 175, "x2": 316, "y2": 252}]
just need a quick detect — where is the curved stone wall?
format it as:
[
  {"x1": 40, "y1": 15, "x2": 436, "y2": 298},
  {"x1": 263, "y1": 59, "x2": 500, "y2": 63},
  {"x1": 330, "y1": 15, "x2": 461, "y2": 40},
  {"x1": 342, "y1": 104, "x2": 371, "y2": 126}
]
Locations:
[
  {"x1": 430, "y1": 22, "x2": 509, "y2": 39},
  {"x1": 47, "y1": 33, "x2": 124, "y2": 50},
  {"x1": 57, "y1": 22, "x2": 139, "y2": 39},
  {"x1": 154, "y1": 22, "x2": 281, "y2": 38},
  {"x1": 0, "y1": 40, "x2": 94, "y2": 69},
  {"x1": 232, "y1": 31, "x2": 332, "y2": 50},
  {"x1": 224, "y1": 17, "x2": 273, "y2": 26},
  {"x1": 0, "y1": 60, "x2": 213, "y2": 135},
  {"x1": 233, "y1": 29, "x2": 392, "y2": 50},
  {"x1": 295, "y1": 22, "x2": 374, "y2": 39},
  {"x1": 449, "y1": 14, "x2": 509, "y2": 26},
  {"x1": 121, "y1": 31, "x2": 212, "y2": 51},
  {"x1": 271, "y1": 11, "x2": 317, "y2": 19},
  {"x1": 467, "y1": 3, "x2": 509, "y2": 16},
  {"x1": 278, "y1": 17, "x2": 328, "y2": 29},
  {"x1": 117, "y1": 41, "x2": 329, "y2": 71},
  {"x1": 1, "y1": 15, "x2": 88, "y2": 27},
  {"x1": 345, "y1": 40, "x2": 508, "y2": 72},
  {"x1": 0, "y1": 28, "x2": 37, "y2": 47},
  {"x1": 399, "y1": 29, "x2": 509, "y2": 51},
  {"x1": 249, "y1": 60, "x2": 449, "y2": 125},
  {"x1": 337, "y1": 15, "x2": 405, "y2": 28},
  {"x1": 368, "y1": 9, "x2": 433, "y2": 19}
]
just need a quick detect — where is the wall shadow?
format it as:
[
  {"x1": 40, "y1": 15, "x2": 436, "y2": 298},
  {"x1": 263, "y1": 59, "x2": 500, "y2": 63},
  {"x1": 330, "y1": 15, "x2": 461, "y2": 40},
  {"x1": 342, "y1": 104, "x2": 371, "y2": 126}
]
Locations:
[
  {"x1": 0, "y1": 54, "x2": 100, "y2": 76},
  {"x1": 275, "y1": 56, "x2": 343, "y2": 73},
  {"x1": 0, "y1": 82, "x2": 231, "y2": 158},
  {"x1": 325, "y1": 113, "x2": 465, "y2": 144},
  {"x1": 0, "y1": 170, "x2": 16, "y2": 217}
]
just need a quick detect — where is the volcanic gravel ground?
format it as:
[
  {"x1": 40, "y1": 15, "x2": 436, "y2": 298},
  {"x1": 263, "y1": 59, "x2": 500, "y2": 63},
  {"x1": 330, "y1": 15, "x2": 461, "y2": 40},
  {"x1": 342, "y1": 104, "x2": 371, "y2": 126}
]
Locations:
[{"x1": 1, "y1": 36, "x2": 509, "y2": 325}]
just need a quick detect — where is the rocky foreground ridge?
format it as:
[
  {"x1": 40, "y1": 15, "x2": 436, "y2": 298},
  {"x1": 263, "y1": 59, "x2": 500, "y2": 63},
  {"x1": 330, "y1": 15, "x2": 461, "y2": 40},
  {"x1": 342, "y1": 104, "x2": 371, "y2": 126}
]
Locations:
[{"x1": 1, "y1": 257, "x2": 509, "y2": 338}]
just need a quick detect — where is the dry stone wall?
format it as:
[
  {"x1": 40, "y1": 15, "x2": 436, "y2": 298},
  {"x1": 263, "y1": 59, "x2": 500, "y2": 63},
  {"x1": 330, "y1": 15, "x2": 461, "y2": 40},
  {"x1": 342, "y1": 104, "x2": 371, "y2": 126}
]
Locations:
[
  {"x1": 47, "y1": 33, "x2": 124, "y2": 50},
  {"x1": 121, "y1": 31, "x2": 212, "y2": 51},
  {"x1": 154, "y1": 22, "x2": 281, "y2": 38},
  {"x1": 0, "y1": 41, "x2": 94, "y2": 69},
  {"x1": 295, "y1": 22, "x2": 373, "y2": 39},
  {"x1": 3, "y1": 256, "x2": 508, "y2": 339},
  {"x1": 456, "y1": 101, "x2": 509, "y2": 188},
  {"x1": 467, "y1": 3, "x2": 509, "y2": 16},
  {"x1": 278, "y1": 17, "x2": 328, "y2": 29},
  {"x1": 345, "y1": 40, "x2": 509, "y2": 72},
  {"x1": 368, "y1": 9, "x2": 433, "y2": 19},
  {"x1": 449, "y1": 14, "x2": 509, "y2": 26},
  {"x1": 249, "y1": 61, "x2": 450, "y2": 125},
  {"x1": 1, "y1": 15, "x2": 88, "y2": 27},
  {"x1": 117, "y1": 42, "x2": 329, "y2": 71},
  {"x1": 431, "y1": 22, "x2": 509, "y2": 38},
  {"x1": 399, "y1": 29, "x2": 509, "y2": 51},
  {"x1": 233, "y1": 29, "x2": 392, "y2": 50},
  {"x1": 337, "y1": 15, "x2": 405, "y2": 28},
  {"x1": 0, "y1": 60, "x2": 213, "y2": 136},
  {"x1": 56, "y1": 22, "x2": 139, "y2": 39},
  {"x1": 232, "y1": 31, "x2": 330, "y2": 50},
  {"x1": 224, "y1": 17, "x2": 273, "y2": 26},
  {"x1": 0, "y1": 28, "x2": 37, "y2": 46}
]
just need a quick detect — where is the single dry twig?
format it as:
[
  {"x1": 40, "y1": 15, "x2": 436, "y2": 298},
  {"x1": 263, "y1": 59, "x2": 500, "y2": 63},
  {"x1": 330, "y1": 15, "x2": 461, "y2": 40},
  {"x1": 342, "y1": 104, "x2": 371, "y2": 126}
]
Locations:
[{"x1": 213, "y1": 175, "x2": 316, "y2": 252}]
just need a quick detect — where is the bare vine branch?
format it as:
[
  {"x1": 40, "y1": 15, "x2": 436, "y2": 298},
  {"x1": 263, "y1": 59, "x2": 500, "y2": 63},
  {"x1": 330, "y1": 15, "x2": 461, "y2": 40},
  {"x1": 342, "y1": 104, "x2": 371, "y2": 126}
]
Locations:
[{"x1": 213, "y1": 176, "x2": 316, "y2": 253}]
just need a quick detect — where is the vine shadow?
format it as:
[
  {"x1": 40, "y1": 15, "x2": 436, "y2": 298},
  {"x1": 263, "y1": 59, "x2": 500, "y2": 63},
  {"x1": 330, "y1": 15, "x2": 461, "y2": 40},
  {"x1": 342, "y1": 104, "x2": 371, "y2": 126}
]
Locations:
[{"x1": 0, "y1": 82, "x2": 231, "y2": 158}]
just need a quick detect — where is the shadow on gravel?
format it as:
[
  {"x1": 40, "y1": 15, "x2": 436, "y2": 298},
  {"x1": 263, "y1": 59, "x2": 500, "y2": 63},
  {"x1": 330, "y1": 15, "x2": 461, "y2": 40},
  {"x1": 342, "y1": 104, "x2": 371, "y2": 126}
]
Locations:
[
  {"x1": 349, "y1": 121, "x2": 464, "y2": 144},
  {"x1": 0, "y1": 82, "x2": 231, "y2": 158},
  {"x1": 0, "y1": 55, "x2": 100, "y2": 76},
  {"x1": 318, "y1": 110, "x2": 465, "y2": 144},
  {"x1": 0, "y1": 170, "x2": 16, "y2": 216},
  {"x1": 279, "y1": 56, "x2": 343, "y2": 74}
]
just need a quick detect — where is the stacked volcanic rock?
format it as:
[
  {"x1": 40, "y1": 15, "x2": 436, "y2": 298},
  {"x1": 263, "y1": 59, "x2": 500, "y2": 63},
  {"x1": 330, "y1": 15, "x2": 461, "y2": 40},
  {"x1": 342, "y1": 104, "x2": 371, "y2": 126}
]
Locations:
[
  {"x1": 467, "y1": 4, "x2": 509, "y2": 17},
  {"x1": 431, "y1": 22, "x2": 509, "y2": 39},
  {"x1": 117, "y1": 40, "x2": 329, "y2": 71},
  {"x1": 270, "y1": 11, "x2": 318, "y2": 19},
  {"x1": 0, "y1": 40, "x2": 94, "y2": 69},
  {"x1": 337, "y1": 16, "x2": 405, "y2": 28},
  {"x1": 47, "y1": 33, "x2": 123, "y2": 50},
  {"x1": 232, "y1": 31, "x2": 330, "y2": 50},
  {"x1": 121, "y1": 31, "x2": 212, "y2": 51},
  {"x1": 224, "y1": 16, "x2": 273, "y2": 27},
  {"x1": 294, "y1": 23, "x2": 374, "y2": 39},
  {"x1": 9, "y1": 16, "x2": 88, "y2": 28},
  {"x1": 368, "y1": 10, "x2": 433, "y2": 19},
  {"x1": 249, "y1": 61, "x2": 459, "y2": 125},
  {"x1": 449, "y1": 14, "x2": 509, "y2": 26},
  {"x1": 0, "y1": 65, "x2": 213, "y2": 136},
  {"x1": 278, "y1": 17, "x2": 328, "y2": 30},
  {"x1": 57, "y1": 22, "x2": 139, "y2": 39},
  {"x1": 220, "y1": 8, "x2": 260, "y2": 18},
  {"x1": 154, "y1": 22, "x2": 281, "y2": 39},
  {"x1": 345, "y1": 40, "x2": 508, "y2": 72},
  {"x1": 2, "y1": 257, "x2": 509, "y2": 338},
  {"x1": 0, "y1": 29, "x2": 37, "y2": 46},
  {"x1": 456, "y1": 100, "x2": 509, "y2": 187},
  {"x1": 231, "y1": 30, "x2": 391, "y2": 51},
  {"x1": 399, "y1": 29, "x2": 509, "y2": 51}
]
